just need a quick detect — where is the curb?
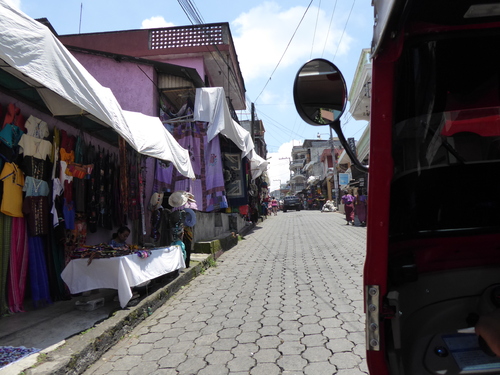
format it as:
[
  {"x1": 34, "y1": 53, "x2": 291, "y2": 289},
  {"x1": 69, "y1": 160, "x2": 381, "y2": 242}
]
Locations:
[
  {"x1": 25, "y1": 256, "x2": 211, "y2": 375},
  {"x1": 24, "y1": 223, "x2": 256, "y2": 374}
]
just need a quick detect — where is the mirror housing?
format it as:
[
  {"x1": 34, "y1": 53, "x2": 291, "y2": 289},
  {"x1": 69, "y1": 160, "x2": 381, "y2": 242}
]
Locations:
[{"x1": 293, "y1": 58, "x2": 368, "y2": 173}]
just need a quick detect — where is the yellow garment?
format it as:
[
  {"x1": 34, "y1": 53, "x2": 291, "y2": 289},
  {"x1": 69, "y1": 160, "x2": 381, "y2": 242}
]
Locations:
[
  {"x1": 0, "y1": 163, "x2": 25, "y2": 217},
  {"x1": 60, "y1": 148, "x2": 75, "y2": 164}
]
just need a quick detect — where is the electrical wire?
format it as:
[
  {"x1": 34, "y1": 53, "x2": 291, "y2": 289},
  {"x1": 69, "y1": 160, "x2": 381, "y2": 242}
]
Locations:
[
  {"x1": 311, "y1": 0, "x2": 321, "y2": 59},
  {"x1": 254, "y1": 0, "x2": 314, "y2": 104},
  {"x1": 322, "y1": 0, "x2": 338, "y2": 57},
  {"x1": 176, "y1": 0, "x2": 243, "y2": 103},
  {"x1": 332, "y1": 0, "x2": 356, "y2": 62}
]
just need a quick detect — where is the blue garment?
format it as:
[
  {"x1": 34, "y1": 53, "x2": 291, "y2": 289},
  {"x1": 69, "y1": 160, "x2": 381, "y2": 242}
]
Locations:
[
  {"x1": 109, "y1": 239, "x2": 126, "y2": 247},
  {"x1": 62, "y1": 201, "x2": 75, "y2": 230}
]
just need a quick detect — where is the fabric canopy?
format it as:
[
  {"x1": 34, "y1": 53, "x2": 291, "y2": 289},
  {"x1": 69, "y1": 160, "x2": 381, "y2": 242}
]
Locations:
[
  {"x1": 194, "y1": 87, "x2": 254, "y2": 157},
  {"x1": 194, "y1": 87, "x2": 268, "y2": 180},
  {"x1": 0, "y1": 1, "x2": 194, "y2": 178},
  {"x1": 248, "y1": 150, "x2": 269, "y2": 180}
]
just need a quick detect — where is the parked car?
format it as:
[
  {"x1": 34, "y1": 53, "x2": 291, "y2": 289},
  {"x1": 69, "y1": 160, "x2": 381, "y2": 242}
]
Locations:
[{"x1": 282, "y1": 196, "x2": 301, "y2": 212}]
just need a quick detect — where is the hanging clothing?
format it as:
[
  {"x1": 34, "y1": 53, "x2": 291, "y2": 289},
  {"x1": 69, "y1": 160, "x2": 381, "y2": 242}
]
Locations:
[
  {"x1": 0, "y1": 213, "x2": 12, "y2": 316},
  {"x1": 21, "y1": 155, "x2": 51, "y2": 181},
  {"x1": 23, "y1": 196, "x2": 49, "y2": 236},
  {"x1": 0, "y1": 123, "x2": 23, "y2": 163},
  {"x1": 8, "y1": 217, "x2": 28, "y2": 313},
  {"x1": 60, "y1": 129, "x2": 76, "y2": 153},
  {"x1": 27, "y1": 235, "x2": 52, "y2": 309},
  {"x1": 51, "y1": 126, "x2": 60, "y2": 179},
  {"x1": 23, "y1": 176, "x2": 50, "y2": 197},
  {"x1": 63, "y1": 200, "x2": 75, "y2": 230},
  {"x1": 51, "y1": 178, "x2": 64, "y2": 227},
  {"x1": 24, "y1": 115, "x2": 49, "y2": 140},
  {"x1": 0, "y1": 162, "x2": 25, "y2": 217},
  {"x1": 18, "y1": 134, "x2": 52, "y2": 160},
  {"x1": 2, "y1": 103, "x2": 20, "y2": 128}
]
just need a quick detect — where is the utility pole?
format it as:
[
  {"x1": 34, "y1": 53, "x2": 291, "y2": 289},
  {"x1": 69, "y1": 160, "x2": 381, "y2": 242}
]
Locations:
[
  {"x1": 251, "y1": 103, "x2": 255, "y2": 143},
  {"x1": 329, "y1": 126, "x2": 339, "y2": 207}
]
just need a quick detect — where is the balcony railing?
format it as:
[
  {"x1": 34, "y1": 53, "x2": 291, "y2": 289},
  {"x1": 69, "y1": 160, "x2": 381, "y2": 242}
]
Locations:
[{"x1": 150, "y1": 24, "x2": 225, "y2": 50}]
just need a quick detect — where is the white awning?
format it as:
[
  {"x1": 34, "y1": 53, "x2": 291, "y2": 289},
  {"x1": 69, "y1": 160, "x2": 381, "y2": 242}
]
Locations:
[
  {"x1": 194, "y1": 87, "x2": 254, "y2": 157},
  {"x1": 248, "y1": 150, "x2": 269, "y2": 180},
  {"x1": 194, "y1": 87, "x2": 268, "y2": 178},
  {"x1": 0, "y1": 1, "x2": 194, "y2": 178}
]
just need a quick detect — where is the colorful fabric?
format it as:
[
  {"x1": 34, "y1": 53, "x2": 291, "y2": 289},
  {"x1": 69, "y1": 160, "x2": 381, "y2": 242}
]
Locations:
[
  {"x1": 8, "y1": 217, "x2": 28, "y2": 313},
  {"x1": 27, "y1": 235, "x2": 52, "y2": 308},
  {"x1": 0, "y1": 163, "x2": 25, "y2": 217},
  {"x1": 22, "y1": 196, "x2": 49, "y2": 236},
  {"x1": 0, "y1": 213, "x2": 12, "y2": 316},
  {"x1": 0, "y1": 123, "x2": 23, "y2": 148},
  {"x1": 23, "y1": 176, "x2": 50, "y2": 197},
  {"x1": 2, "y1": 103, "x2": 21, "y2": 128},
  {"x1": 21, "y1": 156, "x2": 51, "y2": 181},
  {"x1": 155, "y1": 117, "x2": 226, "y2": 212},
  {"x1": 119, "y1": 137, "x2": 129, "y2": 221},
  {"x1": 0, "y1": 346, "x2": 40, "y2": 369}
]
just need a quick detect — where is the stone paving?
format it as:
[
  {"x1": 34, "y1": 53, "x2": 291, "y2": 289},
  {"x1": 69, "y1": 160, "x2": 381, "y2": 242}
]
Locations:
[{"x1": 83, "y1": 210, "x2": 368, "y2": 375}]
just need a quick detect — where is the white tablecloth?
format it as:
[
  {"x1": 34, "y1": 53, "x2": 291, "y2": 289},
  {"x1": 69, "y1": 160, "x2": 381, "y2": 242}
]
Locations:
[{"x1": 61, "y1": 246, "x2": 185, "y2": 308}]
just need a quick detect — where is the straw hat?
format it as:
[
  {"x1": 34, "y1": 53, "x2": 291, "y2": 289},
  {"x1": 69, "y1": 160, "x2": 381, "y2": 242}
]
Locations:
[
  {"x1": 149, "y1": 192, "x2": 164, "y2": 211},
  {"x1": 168, "y1": 191, "x2": 188, "y2": 208}
]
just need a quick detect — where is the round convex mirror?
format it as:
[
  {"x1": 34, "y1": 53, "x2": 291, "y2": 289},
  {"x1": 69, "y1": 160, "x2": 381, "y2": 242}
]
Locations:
[{"x1": 293, "y1": 58, "x2": 347, "y2": 126}]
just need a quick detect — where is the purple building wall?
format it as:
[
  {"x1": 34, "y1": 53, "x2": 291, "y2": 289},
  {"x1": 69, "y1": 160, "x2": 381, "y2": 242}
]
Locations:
[{"x1": 71, "y1": 52, "x2": 158, "y2": 116}]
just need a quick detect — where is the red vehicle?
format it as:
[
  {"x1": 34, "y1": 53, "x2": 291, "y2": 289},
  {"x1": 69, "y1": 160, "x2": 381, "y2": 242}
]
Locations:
[{"x1": 294, "y1": 0, "x2": 500, "y2": 373}]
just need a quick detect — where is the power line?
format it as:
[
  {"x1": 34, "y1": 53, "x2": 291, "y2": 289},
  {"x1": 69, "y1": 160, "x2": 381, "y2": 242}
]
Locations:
[
  {"x1": 254, "y1": 0, "x2": 314, "y2": 104},
  {"x1": 322, "y1": 0, "x2": 338, "y2": 57},
  {"x1": 311, "y1": 0, "x2": 321, "y2": 59},
  {"x1": 177, "y1": 0, "x2": 205, "y2": 24},
  {"x1": 333, "y1": 0, "x2": 356, "y2": 62}
]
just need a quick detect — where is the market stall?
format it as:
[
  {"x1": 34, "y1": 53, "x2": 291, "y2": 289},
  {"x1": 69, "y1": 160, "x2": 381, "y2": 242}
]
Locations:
[{"x1": 61, "y1": 245, "x2": 185, "y2": 308}]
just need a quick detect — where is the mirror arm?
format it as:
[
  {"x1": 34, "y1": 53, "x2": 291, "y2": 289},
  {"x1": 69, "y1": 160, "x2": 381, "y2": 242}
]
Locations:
[{"x1": 330, "y1": 120, "x2": 369, "y2": 173}]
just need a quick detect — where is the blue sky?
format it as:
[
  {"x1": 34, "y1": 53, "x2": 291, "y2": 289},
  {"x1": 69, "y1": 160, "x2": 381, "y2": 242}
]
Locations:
[{"x1": 11, "y1": 0, "x2": 373, "y2": 191}]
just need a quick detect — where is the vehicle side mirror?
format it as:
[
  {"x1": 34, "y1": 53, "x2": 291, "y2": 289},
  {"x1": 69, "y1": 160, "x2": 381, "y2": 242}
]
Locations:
[{"x1": 293, "y1": 58, "x2": 368, "y2": 173}]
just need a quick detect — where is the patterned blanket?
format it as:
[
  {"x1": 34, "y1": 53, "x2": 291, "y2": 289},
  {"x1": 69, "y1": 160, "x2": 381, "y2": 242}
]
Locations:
[{"x1": 0, "y1": 346, "x2": 40, "y2": 368}]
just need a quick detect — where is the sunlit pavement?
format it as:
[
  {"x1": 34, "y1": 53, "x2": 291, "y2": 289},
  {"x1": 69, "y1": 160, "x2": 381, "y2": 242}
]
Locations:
[{"x1": 84, "y1": 210, "x2": 368, "y2": 375}]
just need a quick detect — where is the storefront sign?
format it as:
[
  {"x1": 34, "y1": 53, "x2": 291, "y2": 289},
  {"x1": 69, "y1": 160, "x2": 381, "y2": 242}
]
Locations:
[{"x1": 339, "y1": 173, "x2": 350, "y2": 185}]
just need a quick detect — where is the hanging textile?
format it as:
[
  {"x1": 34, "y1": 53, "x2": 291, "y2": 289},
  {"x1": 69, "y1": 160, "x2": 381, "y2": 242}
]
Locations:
[
  {"x1": 27, "y1": 235, "x2": 52, "y2": 308},
  {"x1": 0, "y1": 213, "x2": 12, "y2": 316},
  {"x1": 205, "y1": 133, "x2": 227, "y2": 211},
  {"x1": 23, "y1": 196, "x2": 49, "y2": 236},
  {"x1": 0, "y1": 162, "x2": 25, "y2": 217},
  {"x1": 128, "y1": 151, "x2": 141, "y2": 222},
  {"x1": 8, "y1": 217, "x2": 28, "y2": 313},
  {"x1": 156, "y1": 119, "x2": 227, "y2": 212},
  {"x1": 118, "y1": 137, "x2": 129, "y2": 224}
]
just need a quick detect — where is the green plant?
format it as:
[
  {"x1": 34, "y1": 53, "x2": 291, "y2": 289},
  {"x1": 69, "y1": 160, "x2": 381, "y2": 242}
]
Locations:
[{"x1": 207, "y1": 258, "x2": 217, "y2": 267}]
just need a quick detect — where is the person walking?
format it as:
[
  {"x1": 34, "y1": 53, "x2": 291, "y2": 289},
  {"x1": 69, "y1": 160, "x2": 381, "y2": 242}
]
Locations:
[
  {"x1": 354, "y1": 188, "x2": 368, "y2": 227},
  {"x1": 342, "y1": 189, "x2": 355, "y2": 225},
  {"x1": 271, "y1": 196, "x2": 278, "y2": 216}
]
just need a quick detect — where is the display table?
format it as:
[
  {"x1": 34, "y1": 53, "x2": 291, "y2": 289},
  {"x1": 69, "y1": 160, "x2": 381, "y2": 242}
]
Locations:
[{"x1": 61, "y1": 246, "x2": 185, "y2": 308}]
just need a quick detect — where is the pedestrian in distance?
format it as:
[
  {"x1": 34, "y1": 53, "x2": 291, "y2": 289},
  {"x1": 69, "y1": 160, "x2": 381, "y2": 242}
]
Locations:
[
  {"x1": 342, "y1": 190, "x2": 355, "y2": 225},
  {"x1": 271, "y1": 196, "x2": 278, "y2": 216}
]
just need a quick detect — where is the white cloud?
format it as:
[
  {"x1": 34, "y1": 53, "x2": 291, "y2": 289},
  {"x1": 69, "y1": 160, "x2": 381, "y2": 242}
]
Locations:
[
  {"x1": 141, "y1": 16, "x2": 175, "y2": 29},
  {"x1": 232, "y1": 2, "x2": 353, "y2": 83}
]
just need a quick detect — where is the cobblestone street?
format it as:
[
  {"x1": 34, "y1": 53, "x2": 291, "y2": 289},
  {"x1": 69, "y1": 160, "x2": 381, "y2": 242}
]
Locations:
[{"x1": 84, "y1": 210, "x2": 368, "y2": 374}]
